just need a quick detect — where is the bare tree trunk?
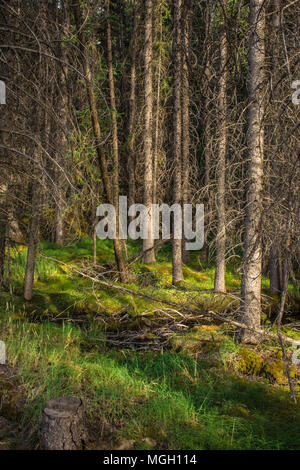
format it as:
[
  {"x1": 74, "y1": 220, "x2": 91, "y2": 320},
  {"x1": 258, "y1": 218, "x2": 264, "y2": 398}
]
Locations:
[
  {"x1": 73, "y1": 1, "x2": 127, "y2": 281},
  {"x1": 106, "y1": 0, "x2": 119, "y2": 216},
  {"x1": 127, "y1": 3, "x2": 137, "y2": 214},
  {"x1": 153, "y1": 2, "x2": 163, "y2": 206},
  {"x1": 268, "y1": 0, "x2": 281, "y2": 295},
  {"x1": 93, "y1": 216, "x2": 98, "y2": 266},
  {"x1": 172, "y1": 0, "x2": 184, "y2": 284},
  {"x1": 143, "y1": 0, "x2": 156, "y2": 263},
  {"x1": 240, "y1": 0, "x2": 265, "y2": 343},
  {"x1": 24, "y1": 180, "x2": 39, "y2": 301},
  {"x1": 106, "y1": 0, "x2": 127, "y2": 277},
  {"x1": 55, "y1": 1, "x2": 70, "y2": 245},
  {"x1": 214, "y1": 14, "x2": 228, "y2": 293},
  {"x1": 181, "y1": 0, "x2": 190, "y2": 264},
  {"x1": 269, "y1": 243, "x2": 281, "y2": 294},
  {"x1": 0, "y1": 209, "x2": 7, "y2": 290},
  {"x1": 203, "y1": 0, "x2": 212, "y2": 265}
]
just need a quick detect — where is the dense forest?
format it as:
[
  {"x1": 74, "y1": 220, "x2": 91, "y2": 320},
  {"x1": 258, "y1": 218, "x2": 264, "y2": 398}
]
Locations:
[{"x1": 0, "y1": 0, "x2": 299, "y2": 452}]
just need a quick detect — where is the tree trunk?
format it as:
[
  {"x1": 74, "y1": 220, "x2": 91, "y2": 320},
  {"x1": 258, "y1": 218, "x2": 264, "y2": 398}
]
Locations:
[
  {"x1": 153, "y1": 2, "x2": 163, "y2": 207},
  {"x1": 127, "y1": 3, "x2": 137, "y2": 215},
  {"x1": 24, "y1": 181, "x2": 39, "y2": 301},
  {"x1": 143, "y1": 0, "x2": 156, "y2": 263},
  {"x1": 55, "y1": 1, "x2": 70, "y2": 245},
  {"x1": 172, "y1": 0, "x2": 184, "y2": 284},
  {"x1": 42, "y1": 396, "x2": 86, "y2": 450},
  {"x1": 106, "y1": 0, "x2": 127, "y2": 280},
  {"x1": 214, "y1": 14, "x2": 228, "y2": 293},
  {"x1": 269, "y1": 244, "x2": 281, "y2": 294},
  {"x1": 73, "y1": 1, "x2": 127, "y2": 281},
  {"x1": 268, "y1": 0, "x2": 281, "y2": 295},
  {"x1": 203, "y1": 0, "x2": 212, "y2": 264},
  {"x1": 240, "y1": 0, "x2": 265, "y2": 343},
  {"x1": 181, "y1": 0, "x2": 191, "y2": 264},
  {"x1": 0, "y1": 210, "x2": 7, "y2": 290}
]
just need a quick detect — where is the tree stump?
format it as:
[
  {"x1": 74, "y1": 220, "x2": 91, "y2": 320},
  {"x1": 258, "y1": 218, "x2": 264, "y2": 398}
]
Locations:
[{"x1": 42, "y1": 396, "x2": 86, "y2": 450}]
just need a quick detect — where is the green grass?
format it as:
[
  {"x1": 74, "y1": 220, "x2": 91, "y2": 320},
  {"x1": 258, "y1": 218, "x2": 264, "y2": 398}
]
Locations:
[
  {"x1": 1, "y1": 314, "x2": 300, "y2": 450},
  {"x1": 3, "y1": 239, "x2": 298, "y2": 318}
]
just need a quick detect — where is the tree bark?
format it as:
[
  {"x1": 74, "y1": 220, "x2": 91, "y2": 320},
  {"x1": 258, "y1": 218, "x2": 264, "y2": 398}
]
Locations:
[
  {"x1": 127, "y1": 3, "x2": 137, "y2": 215},
  {"x1": 55, "y1": 0, "x2": 70, "y2": 245},
  {"x1": 153, "y1": 2, "x2": 163, "y2": 207},
  {"x1": 24, "y1": 181, "x2": 39, "y2": 301},
  {"x1": 240, "y1": 0, "x2": 265, "y2": 343},
  {"x1": 268, "y1": 0, "x2": 281, "y2": 295},
  {"x1": 143, "y1": 0, "x2": 156, "y2": 263},
  {"x1": 214, "y1": 11, "x2": 228, "y2": 293},
  {"x1": 42, "y1": 396, "x2": 86, "y2": 450},
  {"x1": 0, "y1": 209, "x2": 7, "y2": 290},
  {"x1": 106, "y1": 0, "x2": 127, "y2": 279},
  {"x1": 181, "y1": 0, "x2": 191, "y2": 264},
  {"x1": 172, "y1": 0, "x2": 184, "y2": 284},
  {"x1": 269, "y1": 244, "x2": 281, "y2": 294},
  {"x1": 203, "y1": 0, "x2": 212, "y2": 264}
]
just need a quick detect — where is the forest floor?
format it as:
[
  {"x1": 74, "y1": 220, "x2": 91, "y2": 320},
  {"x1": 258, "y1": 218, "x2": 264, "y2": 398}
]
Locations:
[{"x1": 0, "y1": 239, "x2": 299, "y2": 450}]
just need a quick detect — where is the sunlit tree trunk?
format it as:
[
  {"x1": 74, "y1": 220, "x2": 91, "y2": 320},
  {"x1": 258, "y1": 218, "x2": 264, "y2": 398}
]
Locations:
[
  {"x1": 153, "y1": 2, "x2": 163, "y2": 206},
  {"x1": 143, "y1": 0, "x2": 156, "y2": 263},
  {"x1": 172, "y1": 0, "x2": 184, "y2": 284},
  {"x1": 127, "y1": 3, "x2": 137, "y2": 215},
  {"x1": 214, "y1": 12, "x2": 228, "y2": 293},
  {"x1": 181, "y1": 0, "x2": 191, "y2": 264},
  {"x1": 55, "y1": 0, "x2": 70, "y2": 245},
  {"x1": 240, "y1": 0, "x2": 265, "y2": 343}
]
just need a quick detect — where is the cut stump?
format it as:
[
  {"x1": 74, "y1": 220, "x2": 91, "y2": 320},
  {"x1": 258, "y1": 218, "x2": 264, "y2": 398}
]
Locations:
[{"x1": 42, "y1": 396, "x2": 86, "y2": 450}]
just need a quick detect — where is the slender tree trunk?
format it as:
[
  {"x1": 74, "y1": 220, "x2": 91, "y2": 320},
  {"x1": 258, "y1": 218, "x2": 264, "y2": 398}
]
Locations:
[
  {"x1": 269, "y1": 243, "x2": 281, "y2": 294},
  {"x1": 23, "y1": 3, "x2": 46, "y2": 301},
  {"x1": 127, "y1": 3, "x2": 137, "y2": 214},
  {"x1": 269, "y1": 0, "x2": 281, "y2": 295},
  {"x1": 93, "y1": 217, "x2": 97, "y2": 266},
  {"x1": 172, "y1": 0, "x2": 184, "y2": 284},
  {"x1": 214, "y1": 14, "x2": 228, "y2": 293},
  {"x1": 0, "y1": 210, "x2": 7, "y2": 290},
  {"x1": 181, "y1": 0, "x2": 190, "y2": 264},
  {"x1": 153, "y1": 2, "x2": 163, "y2": 206},
  {"x1": 203, "y1": 0, "x2": 212, "y2": 264},
  {"x1": 106, "y1": 0, "x2": 119, "y2": 214},
  {"x1": 143, "y1": 0, "x2": 156, "y2": 263},
  {"x1": 24, "y1": 180, "x2": 39, "y2": 301},
  {"x1": 240, "y1": 0, "x2": 265, "y2": 343},
  {"x1": 106, "y1": 0, "x2": 127, "y2": 276},
  {"x1": 73, "y1": 1, "x2": 127, "y2": 281},
  {"x1": 55, "y1": 1, "x2": 70, "y2": 245}
]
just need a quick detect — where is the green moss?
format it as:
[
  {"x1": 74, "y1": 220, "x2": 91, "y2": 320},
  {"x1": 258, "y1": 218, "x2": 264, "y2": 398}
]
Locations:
[
  {"x1": 238, "y1": 348, "x2": 263, "y2": 375},
  {"x1": 262, "y1": 360, "x2": 297, "y2": 384}
]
